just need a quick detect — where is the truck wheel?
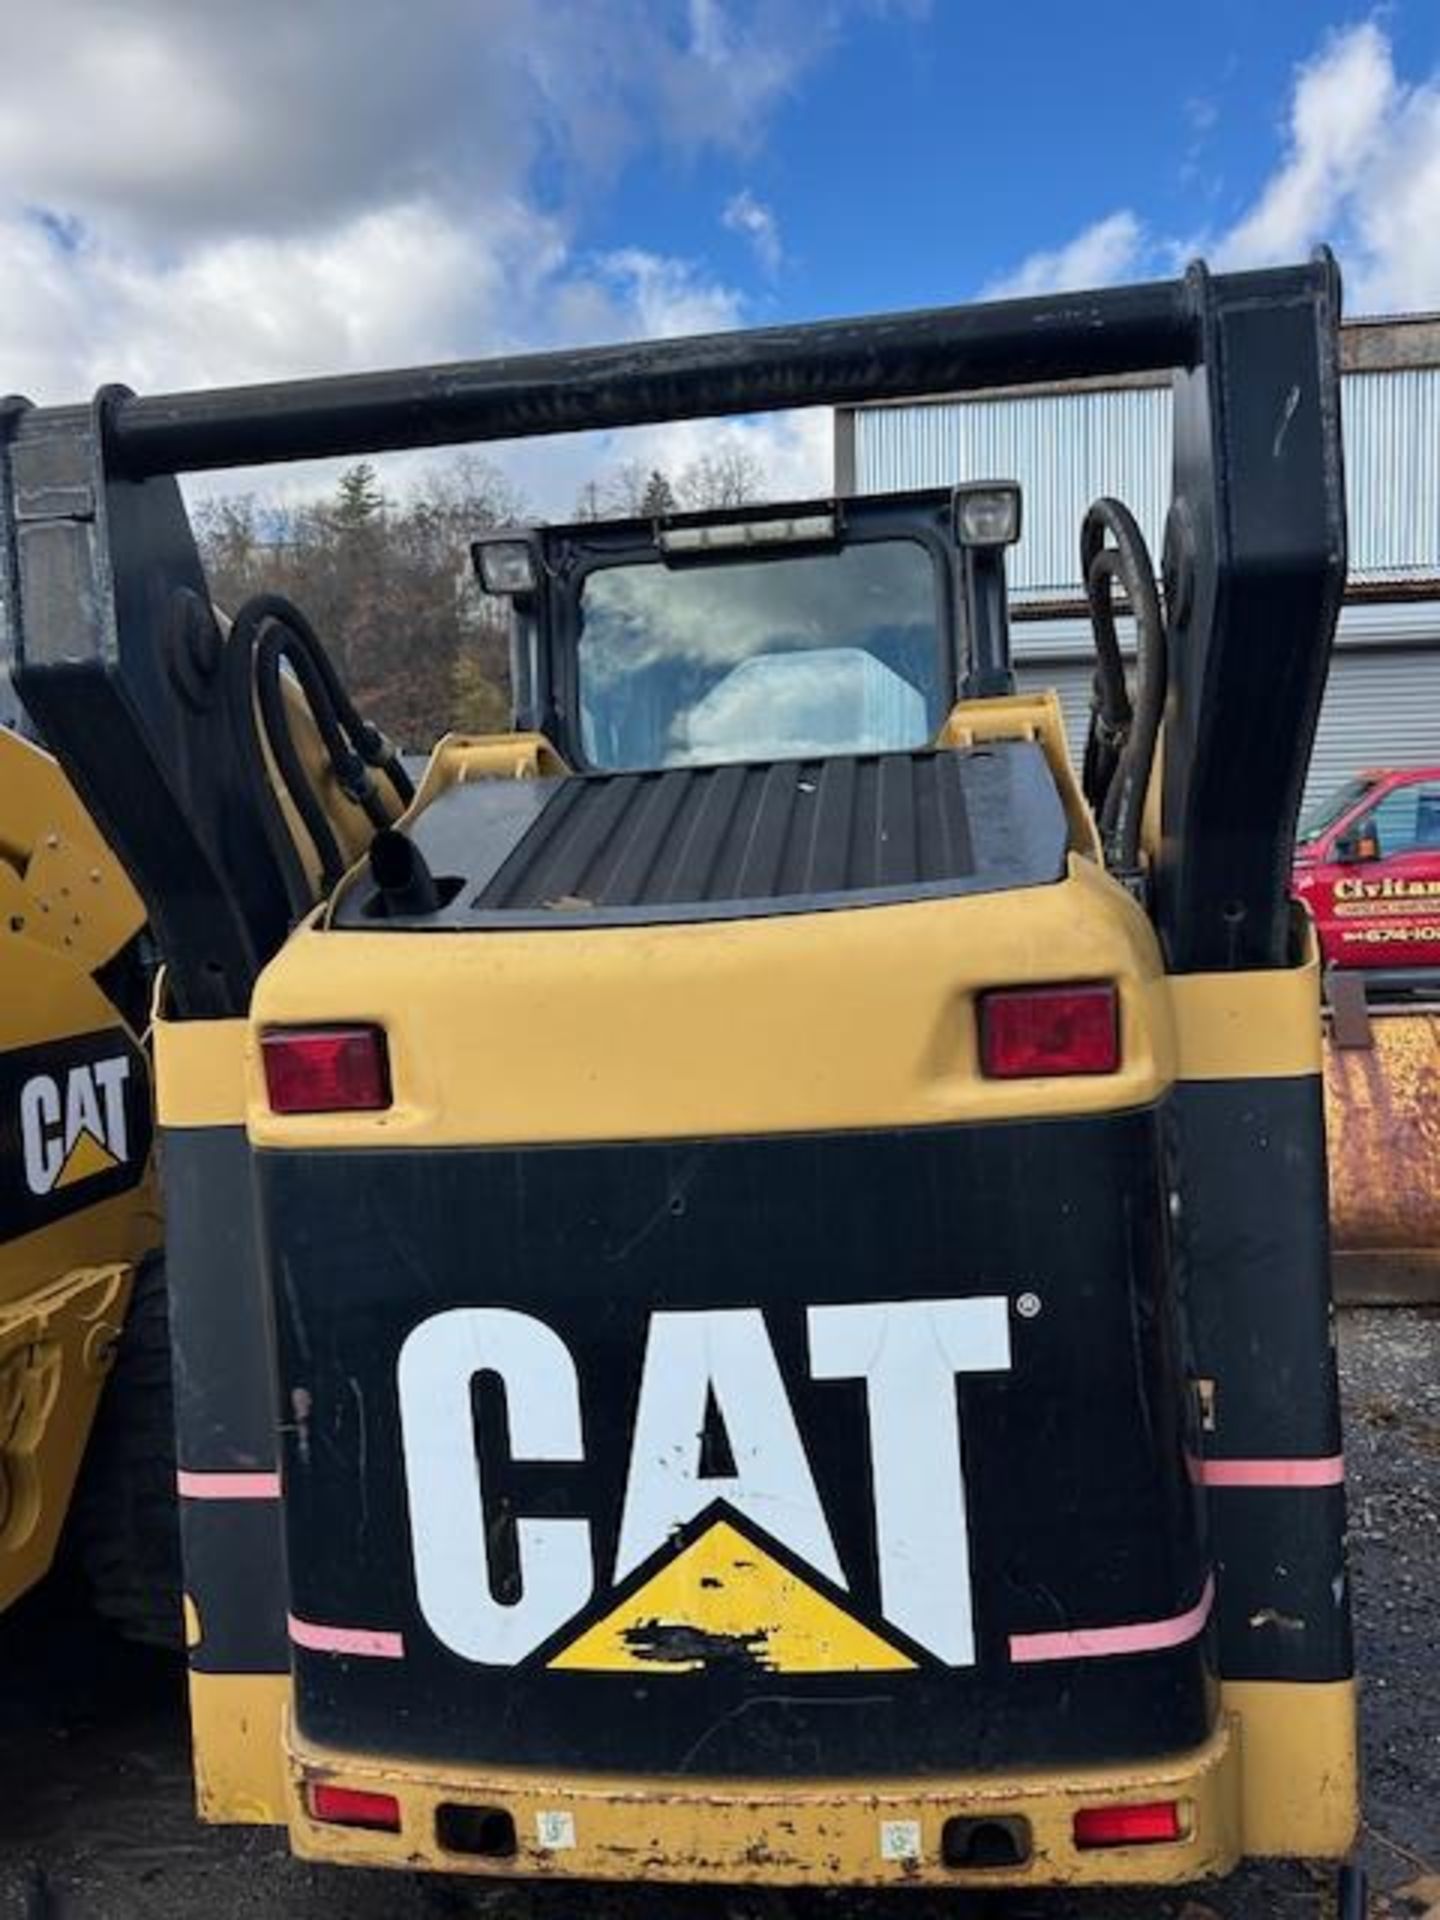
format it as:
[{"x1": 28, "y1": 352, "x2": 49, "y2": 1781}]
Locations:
[{"x1": 69, "y1": 1256, "x2": 183, "y2": 1650}]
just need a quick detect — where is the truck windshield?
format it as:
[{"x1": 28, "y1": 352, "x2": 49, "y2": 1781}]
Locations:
[
  {"x1": 576, "y1": 539, "x2": 945, "y2": 770},
  {"x1": 1297, "y1": 776, "x2": 1374, "y2": 845}
]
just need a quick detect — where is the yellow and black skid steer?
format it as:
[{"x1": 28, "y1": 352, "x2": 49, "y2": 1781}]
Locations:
[{"x1": 0, "y1": 256, "x2": 1365, "y2": 1909}]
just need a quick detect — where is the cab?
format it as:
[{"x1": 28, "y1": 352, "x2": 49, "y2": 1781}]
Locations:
[{"x1": 1294, "y1": 766, "x2": 1440, "y2": 975}]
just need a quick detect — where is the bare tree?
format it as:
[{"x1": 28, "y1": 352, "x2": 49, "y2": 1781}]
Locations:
[
  {"x1": 572, "y1": 479, "x2": 605, "y2": 522},
  {"x1": 577, "y1": 443, "x2": 769, "y2": 521},
  {"x1": 195, "y1": 454, "x2": 528, "y2": 749},
  {"x1": 190, "y1": 494, "x2": 269, "y2": 604},
  {"x1": 676, "y1": 445, "x2": 766, "y2": 510},
  {"x1": 596, "y1": 458, "x2": 660, "y2": 518}
]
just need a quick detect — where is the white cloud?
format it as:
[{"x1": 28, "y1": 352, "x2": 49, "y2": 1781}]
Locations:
[
  {"x1": 980, "y1": 211, "x2": 1145, "y2": 301},
  {"x1": 0, "y1": 2, "x2": 836, "y2": 248},
  {"x1": 1217, "y1": 22, "x2": 1396, "y2": 272},
  {"x1": 670, "y1": 0, "x2": 811, "y2": 148},
  {"x1": 0, "y1": 0, "x2": 877, "y2": 404},
  {"x1": 1, "y1": 198, "x2": 562, "y2": 400},
  {"x1": 591, "y1": 249, "x2": 746, "y2": 339},
  {"x1": 980, "y1": 23, "x2": 1440, "y2": 321},
  {"x1": 723, "y1": 189, "x2": 784, "y2": 274},
  {"x1": 1209, "y1": 19, "x2": 1440, "y2": 313},
  {"x1": 0, "y1": 0, "x2": 896, "y2": 515}
]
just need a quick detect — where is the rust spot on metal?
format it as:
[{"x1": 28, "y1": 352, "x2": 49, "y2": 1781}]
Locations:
[{"x1": 1326, "y1": 1011, "x2": 1440, "y2": 1274}]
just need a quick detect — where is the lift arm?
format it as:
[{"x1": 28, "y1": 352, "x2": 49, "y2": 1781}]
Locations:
[{"x1": 0, "y1": 258, "x2": 1346, "y2": 1013}]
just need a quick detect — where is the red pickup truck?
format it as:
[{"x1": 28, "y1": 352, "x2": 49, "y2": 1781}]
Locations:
[{"x1": 1293, "y1": 765, "x2": 1440, "y2": 978}]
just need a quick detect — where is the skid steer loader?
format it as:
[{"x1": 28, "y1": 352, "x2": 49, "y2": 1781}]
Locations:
[{"x1": 1, "y1": 256, "x2": 1364, "y2": 1906}]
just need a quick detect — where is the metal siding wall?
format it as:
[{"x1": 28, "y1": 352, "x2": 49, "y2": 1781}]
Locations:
[
  {"x1": 855, "y1": 375, "x2": 1440, "y2": 811},
  {"x1": 859, "y1": 389, "x2": 1171, "y2": 603},
  {"x1": 1012, "y1": 652, "x2": 1440, "y2": 809},
  {"x1": 1342, "y1": 372, "x2": 1440, "y2": 584},
  {"x1": 1012, "y1": 601, "x2": 1440, "y2": 809},
  {"x1": 854, "y1": 369, "x2": 1440, "y2": 589}
]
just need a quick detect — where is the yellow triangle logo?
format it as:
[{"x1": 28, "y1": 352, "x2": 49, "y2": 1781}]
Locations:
[
  {"x1": 548, "y1": 1517, "x2": 916, "y2": 1675},
  {"x1": 55, "y1": 1129, "x2": 120, "y2": 1190}
]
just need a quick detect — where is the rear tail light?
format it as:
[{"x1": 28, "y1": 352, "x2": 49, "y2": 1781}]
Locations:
[
  {"x1": 261, "y1": 1025, "x2": 391, "y2": 1114},
  {"x1": 978, "y1": 983, "x2": 1120, "y2": 1078},
  {"x1": 308, "y1": 1782, "x2": 402, "y2": 1832},
  {"x1": 1073, "y1": 1800, "x2": 1182, "y2": 1849}
]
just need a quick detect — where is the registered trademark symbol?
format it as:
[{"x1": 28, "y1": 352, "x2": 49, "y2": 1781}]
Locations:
[{"x1": 1015, "y1": 1292, "x2": 1042, "y2": 1320}]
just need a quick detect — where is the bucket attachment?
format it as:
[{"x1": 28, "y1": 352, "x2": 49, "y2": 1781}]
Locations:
[{"x1": 1325, "y1": 973, "x2": 1440, "y2": 1303}]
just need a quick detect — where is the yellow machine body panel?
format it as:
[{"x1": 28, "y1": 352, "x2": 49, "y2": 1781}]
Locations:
[
  {"x1": 155, "y1": 717, "x2": 1354, "y2": 1882},
  {"x1": 165, "y1": 920, "x2": 1358, "y2": 1876},
  {"x1": 252, "y1": 851, "x2": 1173, "y2": 1149},
  {"x1": 0, "y1": 728, "x2": 148, "y2": 977},
  {"x1": 0, "y1": 731, "x2": 159, "y2": 1611}
]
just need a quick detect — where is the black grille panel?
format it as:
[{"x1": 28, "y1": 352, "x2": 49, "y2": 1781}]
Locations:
[
  {"x1": 336, "y1": 741, "x2": 1068, "y2": 930},
  {"x1": 481, "y1": 753, "x2": 982, "y2": 910}
]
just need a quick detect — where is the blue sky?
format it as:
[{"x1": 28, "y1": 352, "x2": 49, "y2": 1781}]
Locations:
[
  {"x1": 579, "y1": 4, "x2": 1440, "y2": 319},
  {"x1": 3, "y1": 3, "x2": 1439, "y2": 507}
]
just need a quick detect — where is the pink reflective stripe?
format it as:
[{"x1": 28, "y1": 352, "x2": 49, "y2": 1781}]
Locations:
[
  {"x1": 177, "y1": 1469, "x2": 281, "y2": 1500},
  {"x1": 1191, "y1": 1454, "x2": 1345, "y2": 1489},
  {"x1": 1009, "y1": 1573, "x2": 1215, "y2": 1665},
  {"x1": 288, "y1": 1614, "x2": 405, "y2": 1660}
]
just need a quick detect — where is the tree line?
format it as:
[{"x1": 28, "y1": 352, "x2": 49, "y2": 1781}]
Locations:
[{"x1": 194, "y1": 449, "x2": 767, "y2": 747}]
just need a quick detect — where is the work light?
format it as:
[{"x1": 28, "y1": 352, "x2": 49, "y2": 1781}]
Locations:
[
  {"x1": 954, "y1": 482, "x2": 1022, "y2": 549},
  {"x1": 473, "y1": 537, "x2": 538, "y2": 596}
]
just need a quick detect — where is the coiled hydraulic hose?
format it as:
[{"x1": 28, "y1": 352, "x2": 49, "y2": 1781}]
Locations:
[
  {"x1": 1079, "y1": 498, "x2": 1166, "y2": 877},
  {"x1": 222, "y1": 592, "x2": 413, "y2": 920}
]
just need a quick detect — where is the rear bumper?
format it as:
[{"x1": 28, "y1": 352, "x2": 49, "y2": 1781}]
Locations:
[{"x1": 284, "y1": 1715, "x2": 1241, "y2": 1888}]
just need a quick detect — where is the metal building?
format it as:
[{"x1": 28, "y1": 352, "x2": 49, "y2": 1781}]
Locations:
[{"x1": 835, "y1": 316, "x2": 1440, "y2": 803}]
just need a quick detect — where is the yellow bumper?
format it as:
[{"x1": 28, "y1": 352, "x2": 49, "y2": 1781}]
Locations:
[{"x1": 285, "y1": 1715, "x2": 1241, "y2": 1888}]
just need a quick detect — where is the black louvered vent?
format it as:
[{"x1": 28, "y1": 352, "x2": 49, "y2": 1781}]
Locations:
[
  {"x1": 478, "y1": 753, "x2": 981, "y2": 911},
  {"x1": 335, "y1": 740, "x2": 1068, "y2": 930}
]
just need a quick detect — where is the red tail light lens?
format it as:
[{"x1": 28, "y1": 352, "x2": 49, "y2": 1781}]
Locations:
[
  {"x1": 308, "y1": 1782, "x2": 402, "y2": 1832},
  {"x1": 261, "y1": 1026, "x2": 391, "y2": 1114},
  {"x1": 978, "y1": 983, "x2": 1120, "y2": 1079},
  {"x1": 1073, "y1": 1800, "x2": 1182, "y2": 1849}
]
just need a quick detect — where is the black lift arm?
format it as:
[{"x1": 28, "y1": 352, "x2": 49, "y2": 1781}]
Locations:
[{"x1": 0, "y1": 258, "x2": 1345, "y2": 1014}]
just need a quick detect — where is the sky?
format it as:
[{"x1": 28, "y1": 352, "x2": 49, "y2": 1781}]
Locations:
[{"x1": 4, "y1": 2, "x2": 1440, "y2": 513}]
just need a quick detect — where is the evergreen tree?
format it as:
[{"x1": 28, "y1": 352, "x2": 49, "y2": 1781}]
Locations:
[
  {"x1": 331, "y1": 461, "x2": 385, "y2": 529},
  {"x1": 639, "y1": 468, "x2": 678, "y2": 517}
]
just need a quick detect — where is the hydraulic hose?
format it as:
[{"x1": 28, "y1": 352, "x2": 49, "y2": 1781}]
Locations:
[
  {"x1": 1079, "y1": 498, "x2": 1166, "y2": 876},
  {"x1": 222, "y1": 593, "x2": 413, "y2": 920}
]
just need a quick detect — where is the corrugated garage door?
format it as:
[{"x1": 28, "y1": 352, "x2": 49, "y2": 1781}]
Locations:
[
  {"x1": 1307, "y1": 647, "x2": 1440, "y2": 802},
  {"x1": 1012, "y1": 604, "x2": 1440, "y2": 812},
  {"x1": 1014, "y1": 657, "x2": 1093, "y2": 768}
]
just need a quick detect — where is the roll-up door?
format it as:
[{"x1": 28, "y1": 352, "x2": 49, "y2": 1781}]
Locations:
[
  {"x1": 1307, "y1": 646, "x2": 1440, "y2": 805},
  {"x1": 1014, "y1": 657, "x2": 1094, "y2": 768},
  {"x1": 1012, "y1": 604, "x2": 1440, "y2": 811}
]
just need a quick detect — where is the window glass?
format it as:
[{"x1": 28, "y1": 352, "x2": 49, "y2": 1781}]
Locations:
[
  {"x1": 1370, "y1": 783, "x2": 1440, "y2": 856},
  {"x1": 576, "y1": 540, "x2": 944, "y2": 771},
  {"x1": 1298, "y1": 776, "x2": 1372, "y2": 844}
]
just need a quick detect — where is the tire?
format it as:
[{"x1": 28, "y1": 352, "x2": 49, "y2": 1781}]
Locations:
[{"x1": 68, "y1": 1256, "x2": 183, "y2": 1650}]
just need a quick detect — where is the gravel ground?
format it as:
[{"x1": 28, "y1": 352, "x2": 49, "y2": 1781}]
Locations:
[{"x1": 2, "y1": 1310, "x2": 1437, "y2": 1920}]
